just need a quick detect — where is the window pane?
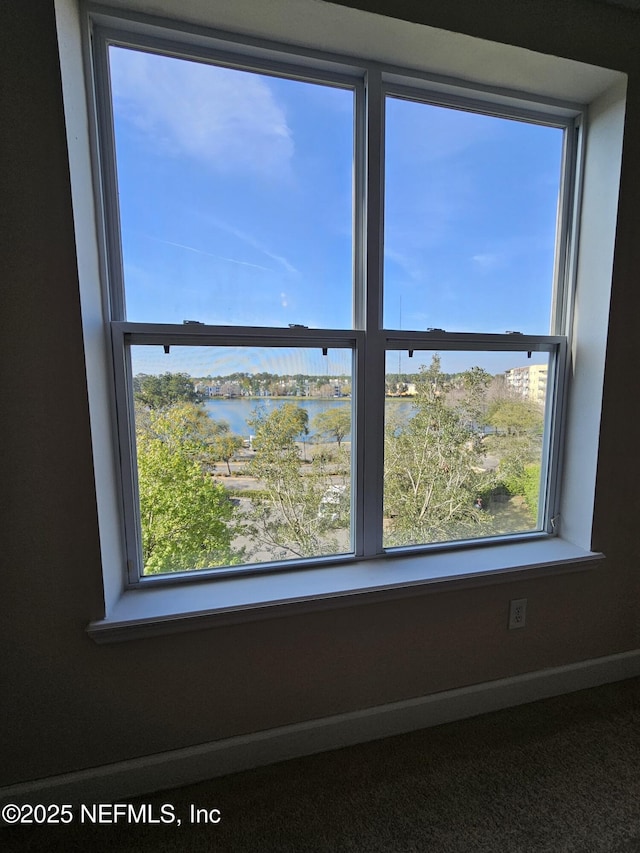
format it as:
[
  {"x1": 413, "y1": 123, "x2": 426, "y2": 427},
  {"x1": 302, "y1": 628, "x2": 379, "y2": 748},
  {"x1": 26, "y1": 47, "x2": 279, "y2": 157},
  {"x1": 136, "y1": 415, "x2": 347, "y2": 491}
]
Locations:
[
  {"x1": 383, "y1": 350, "x2": 550, "y2": 549},
  {"x1": 110, "y1": 47, "x2": 354, "y2": 328},
  {"x1": 130, "y1": 345, "x2": 353, "y2": 575},
  {"x1": 384, "y1": 97, "x2": 563, "y2": 333}
]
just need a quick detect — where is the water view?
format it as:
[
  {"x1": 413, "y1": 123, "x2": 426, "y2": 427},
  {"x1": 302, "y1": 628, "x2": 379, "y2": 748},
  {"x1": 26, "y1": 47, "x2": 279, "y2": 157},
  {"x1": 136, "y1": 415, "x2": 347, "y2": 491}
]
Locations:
[{"x1": 204, "y1": 397, "x2": 352, "y2": 441}]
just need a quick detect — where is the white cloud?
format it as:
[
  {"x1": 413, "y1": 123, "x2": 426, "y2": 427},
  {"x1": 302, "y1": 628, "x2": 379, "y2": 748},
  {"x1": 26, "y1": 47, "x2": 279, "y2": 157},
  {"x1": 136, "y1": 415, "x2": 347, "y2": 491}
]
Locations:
[
  {"x1": 110, "y1": 47, "x2": 293, "y2": 177},
  {"x1": 471, "y1": 252, "x2": 505, "y2": 271},
  {"x1": 209, "y1": 217, "x2": 299, "y2": 275},
  {"x1": 384, "y1": 247, "x2": 426, "y2": 282},
  {"x1": 130, "y1": 232, "x2": 274, "y2": 271},
  {"x1": 149, "y1": 236, "x2": 272, "y2": 271}
]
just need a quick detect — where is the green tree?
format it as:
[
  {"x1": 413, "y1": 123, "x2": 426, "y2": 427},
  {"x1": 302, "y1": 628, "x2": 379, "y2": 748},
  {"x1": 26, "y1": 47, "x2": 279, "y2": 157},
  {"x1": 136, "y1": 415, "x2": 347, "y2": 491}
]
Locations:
[
  {"x1": 384, "y1": 355, "x2": 491, "y2": 546},
  {"x1": 312, "y1": 407, "x2": 351, "y2": 448},
  {"x1": 246, "y1": 403, "x2": 348, "y2": 559},
  {"x1": 139, "y1": 402, "x2": 230, "y2": 468},
  {"x1": 212, "y1": 433, "x2": 244, "y2": 475},
  {"x1": 459, "y1": 366, "x2": 492, "y2": 429},
  {"x1": 136, "y1": 404, "x2": 242, "y2": 573},
  {"x1": 133, "y1": 372, "x2": 201, "y2": 410},
  {"x1": 522, "y1": 463, "x2": 541, "y2": 517},
  {"x1": 486, "y1": 398, "x2": 543, "y2": 436},
  {"x1": 484, "y1": 396, "x2": 544, "y2": 520}
]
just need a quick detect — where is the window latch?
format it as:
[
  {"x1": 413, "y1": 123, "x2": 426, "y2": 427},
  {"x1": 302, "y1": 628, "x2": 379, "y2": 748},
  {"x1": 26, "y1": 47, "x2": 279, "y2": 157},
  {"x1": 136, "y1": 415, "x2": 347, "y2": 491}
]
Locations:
[{"x1": 506, "y1": 331, "x2": 531, "y2": 357}]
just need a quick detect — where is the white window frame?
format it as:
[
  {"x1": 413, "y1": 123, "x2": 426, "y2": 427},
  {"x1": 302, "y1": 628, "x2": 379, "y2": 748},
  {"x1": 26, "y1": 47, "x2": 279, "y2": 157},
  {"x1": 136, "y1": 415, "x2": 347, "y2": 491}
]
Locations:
[
  {"x1": 53, "y1": 0, "x2": 624, "y2": 640},
  {"x1": 92, "y1": 16, "x2": 577, "y2": 587}
]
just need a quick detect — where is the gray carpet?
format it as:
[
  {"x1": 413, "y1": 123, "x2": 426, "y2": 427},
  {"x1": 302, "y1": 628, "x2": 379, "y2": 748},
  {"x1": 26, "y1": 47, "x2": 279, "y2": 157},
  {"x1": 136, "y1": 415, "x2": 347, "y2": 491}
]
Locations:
[{"x1": 4, "y1": 677, "x2": 640, "y2": 851}]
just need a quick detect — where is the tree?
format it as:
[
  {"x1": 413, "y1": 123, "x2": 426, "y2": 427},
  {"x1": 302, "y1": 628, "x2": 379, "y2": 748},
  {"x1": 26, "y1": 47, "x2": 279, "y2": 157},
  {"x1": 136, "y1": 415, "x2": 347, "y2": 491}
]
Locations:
[
  {"x1": 212, "y1": 433, "x2": 244, "y2": 475},
  {"x1": 133, "y1": 372, "x2": 201, "y2": 410},
  {"x1": 312, "y1": 407, "x2": 351, "y2": 448},
  {"x1": 486, "y1": 398, "x2": 543, "y2": 436},
  {"x1": 484, "y1": 398, "x2": 544, "y2": 520},
  {"x1": 138, "y1": 401, "x2": 231, "y2": 468},
  {"x1": 458, "y1": 366, "x2": 492, "y2": 430},
  {"x1": 383, "y1": 355, "x2": 491, "y2": 546},
  {"x1": 521, "y1": 463, "x2": 542, "y2": 517},
  {"x1": 245, "y1": 403, "x2": 348, "y2": 559},
  {"x1": 135, "y1": 404, "x2": 242, "y2": 573}
]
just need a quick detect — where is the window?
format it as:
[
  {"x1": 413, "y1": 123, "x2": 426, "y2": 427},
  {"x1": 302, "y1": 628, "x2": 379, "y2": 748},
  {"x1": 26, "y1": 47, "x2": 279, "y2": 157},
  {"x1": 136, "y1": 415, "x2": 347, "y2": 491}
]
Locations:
[{"x1": 89, "y1": 12, "x2": 580, "y2": 586}]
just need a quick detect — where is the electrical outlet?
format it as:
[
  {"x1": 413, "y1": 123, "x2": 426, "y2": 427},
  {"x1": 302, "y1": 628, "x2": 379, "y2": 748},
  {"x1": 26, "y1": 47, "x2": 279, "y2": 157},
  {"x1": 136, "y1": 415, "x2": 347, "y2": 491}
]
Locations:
[{"x1": 509, "y1": 598, "x2": 527, "y2": 629}]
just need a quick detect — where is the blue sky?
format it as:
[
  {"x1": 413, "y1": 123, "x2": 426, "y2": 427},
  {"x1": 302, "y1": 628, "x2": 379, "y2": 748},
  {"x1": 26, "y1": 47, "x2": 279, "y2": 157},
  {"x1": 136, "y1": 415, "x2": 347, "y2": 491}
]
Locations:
[
  {"x1": 384, "y1": 99, "x2": 562, "y2": 334},
  {"x1": 111, "y1": 46, "x2": 562, "y2": 378}
]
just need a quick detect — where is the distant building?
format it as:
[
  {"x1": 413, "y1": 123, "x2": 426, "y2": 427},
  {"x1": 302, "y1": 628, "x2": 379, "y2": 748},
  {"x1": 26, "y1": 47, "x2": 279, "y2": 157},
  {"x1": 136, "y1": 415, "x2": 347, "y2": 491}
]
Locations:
[
  {"x1": 195, "y1": 383, "x2": 221, "y2": 397},
  {"x1": 504, "y1": 364, "x2": 548, "y2": 404},
  {"x1": 220, "y1": 381, "x2": 242, "y2": 398}
]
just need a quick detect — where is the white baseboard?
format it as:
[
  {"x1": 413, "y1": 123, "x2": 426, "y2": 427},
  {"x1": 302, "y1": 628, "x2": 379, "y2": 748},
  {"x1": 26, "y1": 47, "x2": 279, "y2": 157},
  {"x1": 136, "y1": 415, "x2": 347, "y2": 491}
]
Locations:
[{"x1": 3, "y1": 649, "x2": 640, "y2": 807}]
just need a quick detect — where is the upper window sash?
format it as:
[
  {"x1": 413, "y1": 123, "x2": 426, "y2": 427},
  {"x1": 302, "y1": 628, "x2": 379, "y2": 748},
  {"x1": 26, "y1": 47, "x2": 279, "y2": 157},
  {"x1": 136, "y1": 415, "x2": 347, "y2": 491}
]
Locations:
[
  {"x1": 89, "y1": 16, "x2": 583, "y2": 336},
  {"x1": 378, "y1": 86, "x2": 579, "y2": 338},
  {"x1": 90, "y1": 25, "x2": 364, "y2": 328}
]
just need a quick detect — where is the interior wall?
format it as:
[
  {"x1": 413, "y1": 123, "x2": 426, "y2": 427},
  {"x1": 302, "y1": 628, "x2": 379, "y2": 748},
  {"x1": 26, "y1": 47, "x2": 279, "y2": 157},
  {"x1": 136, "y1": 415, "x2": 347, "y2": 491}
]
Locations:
[{"x1": 2, "y1": 0, "x2": 640, "y2": 787}]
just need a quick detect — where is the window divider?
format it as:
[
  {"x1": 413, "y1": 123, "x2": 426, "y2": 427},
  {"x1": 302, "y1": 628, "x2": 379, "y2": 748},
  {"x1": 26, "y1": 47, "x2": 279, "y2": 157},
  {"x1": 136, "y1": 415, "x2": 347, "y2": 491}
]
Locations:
[{"x1": 361, "y1": 68, "x2": 386, "y2": 556}]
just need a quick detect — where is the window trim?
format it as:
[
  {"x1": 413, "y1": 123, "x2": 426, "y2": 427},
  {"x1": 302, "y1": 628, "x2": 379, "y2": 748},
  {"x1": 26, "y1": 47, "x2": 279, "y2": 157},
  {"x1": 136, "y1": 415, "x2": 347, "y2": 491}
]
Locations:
[
  {"x1": 52, "y1": 0, "x2": 624, "y2": 636},
  {"x1": 86, "y1": 537, "x2": 604, "y2": 643}
]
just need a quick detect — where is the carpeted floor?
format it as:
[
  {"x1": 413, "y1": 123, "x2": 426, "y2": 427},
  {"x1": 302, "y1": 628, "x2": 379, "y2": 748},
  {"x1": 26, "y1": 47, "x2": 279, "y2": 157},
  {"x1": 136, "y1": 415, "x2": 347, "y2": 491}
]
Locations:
[{"x1": 4, "y1": 677, "x2": 640, "y2": 852}]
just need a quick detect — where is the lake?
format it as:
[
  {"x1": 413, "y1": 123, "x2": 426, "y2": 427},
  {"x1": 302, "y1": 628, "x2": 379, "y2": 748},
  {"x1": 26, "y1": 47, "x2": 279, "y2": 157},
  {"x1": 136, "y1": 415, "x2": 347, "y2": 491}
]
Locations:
[
  {"x1": 203, "y1": 397, "x2": 419, "y2": 440},
  {"x1": 204, "y1": 397, "x2": 352, "y2": 440}
]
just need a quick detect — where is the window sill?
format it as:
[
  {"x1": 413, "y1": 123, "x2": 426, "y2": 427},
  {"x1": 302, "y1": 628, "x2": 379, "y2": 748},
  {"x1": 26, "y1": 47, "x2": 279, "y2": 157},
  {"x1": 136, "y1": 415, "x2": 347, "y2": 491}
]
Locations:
[{"x1": 87, "y1": 538, "x2": 603, "y2": 643}]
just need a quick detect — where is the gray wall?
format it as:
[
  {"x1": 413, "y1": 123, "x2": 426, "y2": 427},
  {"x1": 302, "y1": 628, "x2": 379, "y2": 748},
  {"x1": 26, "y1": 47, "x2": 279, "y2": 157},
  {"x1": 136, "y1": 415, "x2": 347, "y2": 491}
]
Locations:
[{"x1": 2, "y1": 0, "x2": 640, "y2": 786}]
